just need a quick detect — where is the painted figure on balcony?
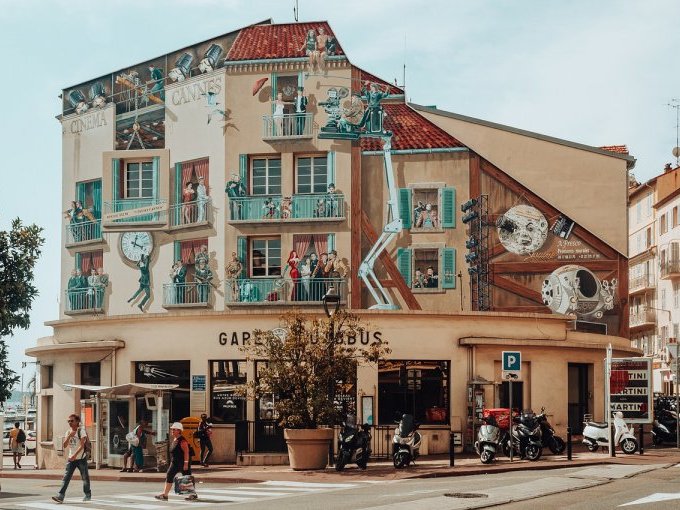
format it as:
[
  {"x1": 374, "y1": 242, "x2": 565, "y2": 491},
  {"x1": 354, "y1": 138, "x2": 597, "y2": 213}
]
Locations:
[
  {"x1": 285, "y1": 250, "x2": 301, "y2": 301},
  {"x1": 325, "y1": 250, "x2": 347, "y2": 279},
  {"x1": 319, "y1": 88, "x2": 341, "y2": 131},
  {"x1": 415, "y1": 203, "x2": 439, "y2": 229},
  {"x1": 195, "y1": 259, "x2": 213, "y2": 304},
  {"x1": 299, "y1": 28, "x2": 319, "y2": 73},
  {"x1": 360, "y1": 81, "x2": 391, "y2": 134},
  {"x1": 294, "y1": 86, "x2": 308, "y2": 135},
  {"x1": 272, "y1": 92, "x2": 286, "y2": 136},
  {"x1": 413, "y1": 201, "x2": 425, "y2": 227},
  {"x1": 225, "y1": 252, "x2": 242, "y2": 302},
  {"x1": 96, "y1": 268, "x2": 109, "y2": 309},
  {"x1": 182, "y1": 182, "x2": 196, "y2": 224},
  {"x1": 413, "y1": 268, "x2": 424, "y2": 289},
  {"x1": 325, "y1": 183, "x2": 338, "y2": 217},
  {"x1": 195, "y1": 245, "x2": 210, "y2": 267},
  {"x1": 315, "y1": 27, "x2": 331, "y2": 73},
  {"x1": 338, "y1": 92, "x2": 364, "y2": 133},
  {"x1": 67, "y1": 269, "x2": 79, "y2": 311},
  {"x1": 300, "y1": 257, "x2": 311, "y2": 301},
  {"x1": 311, "y1": 252, "x2": 329, "y2": 301},
  {"x1": 225, "y1": 173, "x2": 246, "y2": 220},
  {"x1": 239, "y1": 279, "x2": 259, "y2": 303},
  {"x1": 196, "y1": 176, "x2": 209, "y2": 222},
  {"x1": 263, "y1": 197, "x2": 279, "y2": 219},
  {"x1": 171, "y1": 260, "x2": 187, "y2": 304},
  {"x1": 87, "y1": 268, "x2": 99, "y2": 309},
  {"x1": 424, "y1": 266, "x2": 439, "y2": 288},
  {"x1": 314, "y1": 198, "x2": 326, "y2": 218},
  {"x1": 128, "y1": 253, "x2": 151, "y2": 312},
  {"x1": 281, "y1": 196, "x2": 292, "y2": 219},
  {"x1": 148, "y1": 65, "x2": 165, "y2": 101}
]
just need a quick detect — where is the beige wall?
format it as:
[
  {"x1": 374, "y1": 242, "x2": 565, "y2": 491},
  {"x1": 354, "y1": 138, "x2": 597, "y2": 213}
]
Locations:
[{"x1": 419, "y1": 109, "x2": 629, "y2": 256}]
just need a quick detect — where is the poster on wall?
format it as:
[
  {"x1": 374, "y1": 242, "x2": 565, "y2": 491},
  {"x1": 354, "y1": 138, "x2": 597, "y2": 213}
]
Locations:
[
  {"x1": 609, "y1": 358, "x2": 652, "y2": 423},
  {"x1": 135, "y1": 360, "x2": 190, "y2": 387},
  {"x1": 541, "y1": 265, "x2": 617, "y2": 319}
]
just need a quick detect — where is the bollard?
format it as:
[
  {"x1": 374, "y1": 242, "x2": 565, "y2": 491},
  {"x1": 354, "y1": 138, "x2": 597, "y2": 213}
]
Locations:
[
  {"x1": 449, "y1": 432, "x2": 455, "y2": 467},
  {"x1": 566, "y1": 427, "x2": 572, "y2": 461},
  {"x1": 610, "y1": 426, "x2": 616, "y2": 457},
  {"x1": 639, "y1": 424, "x2": 644, "y2": 455}
]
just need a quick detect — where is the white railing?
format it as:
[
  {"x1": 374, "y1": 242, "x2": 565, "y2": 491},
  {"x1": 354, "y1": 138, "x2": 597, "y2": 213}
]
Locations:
[
  {"x1": 169, "y1": 199, "x2": 213, "y2": 228},
  {"x1": 227, "y1": 193, "x2": 344, "y2": 222},
  {"x1": 162, "y1": 282, "x2": 214, "y2": 307},
  {"x1": 64, "y1": 288, "x2": 106, "y2": 314},
  {"x1": 225, "y1": 278, "x2": 347, "y2": 304},
  {"x1": 262, "y1": 113, "x2": 314, "y2": 139},
  {"x1": 65, "y1": 220, "x2": 102, "y2": 245}
]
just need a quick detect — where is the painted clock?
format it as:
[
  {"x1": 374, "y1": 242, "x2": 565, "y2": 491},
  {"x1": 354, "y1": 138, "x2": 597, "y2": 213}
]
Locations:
[{"x1": 120, "y1": 231, "x2": 154, "y2": 262}]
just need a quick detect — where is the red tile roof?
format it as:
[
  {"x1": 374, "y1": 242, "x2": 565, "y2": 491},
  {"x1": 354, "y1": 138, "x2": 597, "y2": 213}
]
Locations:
[
  {"x1": 360, "y1": 104, "x2": 465, "y2": 151},
  {"x1": 599, "y1": 145, "x2": 629, "y2": 155},
  {"x1": 355, "y1": 67, "x2": 404, "y2": 95},
  {"x1": 227, "y1": 22, "x2": 344, "y2": 61}
]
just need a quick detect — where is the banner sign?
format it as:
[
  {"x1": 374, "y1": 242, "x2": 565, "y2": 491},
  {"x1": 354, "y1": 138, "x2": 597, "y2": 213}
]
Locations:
[
  {"x1": 103, "y1": 203, "x2": 166, "y2": 221},
  {"x1": 609, "y1": 357, "x2": 652, "y2": 423}
]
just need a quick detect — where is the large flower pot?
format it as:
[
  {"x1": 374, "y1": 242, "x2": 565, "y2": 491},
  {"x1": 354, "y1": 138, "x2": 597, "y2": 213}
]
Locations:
[{"x1": 284, "y1": 428, "x2": 335, "y2": 470}]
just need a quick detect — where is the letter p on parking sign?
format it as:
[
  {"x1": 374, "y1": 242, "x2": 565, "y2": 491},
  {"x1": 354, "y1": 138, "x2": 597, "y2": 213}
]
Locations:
[{"x1": 502, "y1": 351, "x2": 521, "y2": 380}]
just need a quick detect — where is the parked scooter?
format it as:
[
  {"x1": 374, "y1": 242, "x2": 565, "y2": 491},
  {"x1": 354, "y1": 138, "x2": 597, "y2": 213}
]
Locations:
[
  {"x1": 582, "y1": 411, "x2": 638, "y2": 454},
  {"x1": 392, "y1": 414, "x2": 421, "y2": 469},
  {"x1": 335, "y1": 420, "x2": 372, "y2": 471},
  {"x1": 503, "y1": 410, "x2": 542, "y2": 461},
  {"x1": 475, "y1": 415, "x2": 502, "y2": 464},
  {"x1": 652, "y1": 408, "x2": 677, "y2": 446},
  {"x1": 537, "y1": 407, "x2": 566, "y2": 454}
]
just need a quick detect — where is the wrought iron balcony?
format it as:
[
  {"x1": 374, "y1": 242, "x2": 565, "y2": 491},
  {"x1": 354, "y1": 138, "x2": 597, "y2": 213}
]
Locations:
[
  {"x1": 168, "y1": 199, "x2": 213, "y2": 229},
  {"x1": 102, "y1": 198, "x2": 167, "y2": 226},
  {"x1": 65, "y1": 220, "x2": 102, "y2": 247},
  {"x1": 660, "y1": 260, "x2": 680, "y2": 280},
  {"x1": 225, "y1": 277, "x2": 347, "y2": 305},
  {"x1": 162, "y1": 282, "x2": 214, "y2": 308},
  {"x1": 227, "y1": 193, "x2": 345, "y2": 224},
  {"x1": 64, "y1": 288, "x2": 106, "y2": 315},
  {"x1": 262, "y1": 113, "x2": 314, "y2": 141},
  {"x1": 629, "y1": 308, "x2": 656, "y2": 332},
  {"x1": 628, "y1": 273, "x2": 655, "y2": 295}
]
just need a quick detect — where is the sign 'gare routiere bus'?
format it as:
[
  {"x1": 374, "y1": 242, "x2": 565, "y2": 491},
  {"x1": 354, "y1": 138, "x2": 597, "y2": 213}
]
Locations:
[{"x1": 609, "y1": 358, "x2": 652, "y2": 423}]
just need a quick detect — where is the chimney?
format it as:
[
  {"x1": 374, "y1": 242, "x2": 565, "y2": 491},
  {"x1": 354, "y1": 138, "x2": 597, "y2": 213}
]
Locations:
[{"x1": 665, "y1": 163, "x2": 673, "y2": 173}]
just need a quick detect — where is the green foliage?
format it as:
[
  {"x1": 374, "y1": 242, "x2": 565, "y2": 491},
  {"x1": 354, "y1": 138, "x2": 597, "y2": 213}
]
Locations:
[
  {"x1": 0, "y1": 218, "x2": 44, "y2": 407},
  {"x1": 240, "y1": 311, "x2": 390, "y2": 429}
]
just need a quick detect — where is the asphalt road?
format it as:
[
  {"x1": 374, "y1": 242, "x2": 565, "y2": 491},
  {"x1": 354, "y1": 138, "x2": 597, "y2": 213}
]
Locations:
[{"x1": 1, "y1": 463, "x2": 678, "y2": 510}]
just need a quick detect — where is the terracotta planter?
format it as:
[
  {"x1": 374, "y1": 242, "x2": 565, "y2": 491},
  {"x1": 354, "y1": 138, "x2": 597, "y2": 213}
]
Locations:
[{"x1": 284, "y1": 428, "x2": 334, "y2": 470}]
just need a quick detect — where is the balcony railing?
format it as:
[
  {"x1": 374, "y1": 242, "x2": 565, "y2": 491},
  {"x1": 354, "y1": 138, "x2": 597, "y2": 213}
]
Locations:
[
  {"x1": 629, "y1": 274, "x2": 655, "y2": 294},
  {"x1": 65, "y1": 220, "x2": 102, "y2": 246},
  {"x1": 64, "y1": 288, "x2": 106, "y2": 315},
  {"x1": 225, "y1": 277, "x2": 347, "y2": 305},
  {"x1": 228, "y1": 193, "x2": 345, "y2": 223},
  {"x1": 169, "y1": 199, "x2": 213, "y2": 229},
  {"x1": 102, "y1": 198, "x2": 167, "y2": 225},
  {"x1": 660, "y1": 260, "x2": 680, "y2": 279},
  {"x1": 162, "y1": 282, "x2": 214, "y2": 308},
  {"x1": 262, "y1": 113, "x2": 314, "y2": 140},
  {"x1": 629, "y1": 308, "x2": 656, "y2": 329}
]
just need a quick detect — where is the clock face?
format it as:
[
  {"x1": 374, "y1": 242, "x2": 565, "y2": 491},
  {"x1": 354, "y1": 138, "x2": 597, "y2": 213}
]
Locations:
[{"x1": 120, "y1": 231, "x2": 154, "y2": 262}]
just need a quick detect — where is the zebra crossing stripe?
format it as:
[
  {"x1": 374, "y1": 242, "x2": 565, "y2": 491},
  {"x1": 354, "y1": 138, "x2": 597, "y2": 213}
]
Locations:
[
  {"x1": 261, "y1": 480, "x2": 357, "y2": 488},
  {"x1": 88, "y1": 500, "x2": 162, "y2": 510},
  {"x1": 198, "y1": 488, "x2": 289, "y2": 497},
  {"x1": 19, "y1": 503, "x2": 91, "y2": 510},
  {"x1": 111, "y1": 494, "x2": 188, "y2": 504}
]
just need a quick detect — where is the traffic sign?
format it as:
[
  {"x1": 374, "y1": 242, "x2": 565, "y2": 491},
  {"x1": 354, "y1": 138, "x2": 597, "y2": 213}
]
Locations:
[{"x1": 502, "y1": 351, "x2": 521, "y2": 380}]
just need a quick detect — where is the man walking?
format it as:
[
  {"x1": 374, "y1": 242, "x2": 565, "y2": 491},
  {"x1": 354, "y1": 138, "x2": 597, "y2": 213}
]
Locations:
[
  {"x1": 9, "y1": 421, "x2": 25, "y2": 469},
  {"x1": 197, "y1": 414, "x2": 213, "y2": 467},
  {"x1": 52, "y1": 414, "x2": 91, "y2": 503}
]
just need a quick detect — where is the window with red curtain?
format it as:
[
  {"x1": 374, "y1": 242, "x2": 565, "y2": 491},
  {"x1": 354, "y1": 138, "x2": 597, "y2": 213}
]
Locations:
[
  {"x1": 179, "y1": 238, "x2": 208, "y2": 264},
  {"x1": 181, "y1": 158, "x2": 210, "y2": 192},
  {"x1": 79, "y1": 250, "x2": 103, "y2": 275}
]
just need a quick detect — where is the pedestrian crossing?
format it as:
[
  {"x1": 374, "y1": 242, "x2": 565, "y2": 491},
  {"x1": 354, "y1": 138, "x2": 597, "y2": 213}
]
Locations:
[{"x1": 15, "y1": 481, "x2": 359, "y2": 509}]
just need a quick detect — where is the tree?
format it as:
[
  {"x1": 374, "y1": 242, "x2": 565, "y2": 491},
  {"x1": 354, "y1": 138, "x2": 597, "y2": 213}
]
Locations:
[
  {"x1": 240, "y1": 310, "x2": 390, "y2": 429},
  {"x1": 0, "y1": 218, "x2": 44, "y2": 408}
]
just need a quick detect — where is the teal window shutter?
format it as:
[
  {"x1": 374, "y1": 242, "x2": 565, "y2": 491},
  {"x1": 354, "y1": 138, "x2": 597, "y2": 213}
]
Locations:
[
  {"x1": 75, "y1": 253, "x2": 82, "y2": 271},
  {"x1": 76, "y1": 182, "x2": 86, "y2": 205},
  {"x1": 237, "y1": 237, "x2": 248, "y2": 278},
  {"x1": 152, "y1": 156, "x2": 160, "y2": 199},
  {"x1": 173, "y1": 241, "x2": 180, "y2": 263},
  {"x1": 396, "y1": 248, "x2": 412, "y2": 288},
  {"x1": 92, "y1": 179, "x2": 102, "y2": 218},
  {"x1": 270, "y1": 73, "x2": 278, "y2": 107},
  {"x1": 398, "y1": 188, "x2": 412, "y2": 229},
  {"x1": 112, "y1": 159, "x2": 120, "y2": 200},
  {"x1": 174, "y1": 163, "x2": 182, "y2": 226},
  {"x1": 327, "y1": 233, "x2": 336, "y2": 252},
  {"x1": 441, "y1": 247, "x2": 456, "y2": 289},
  {"x1": 327, "y1": 152, "x2": 336, "y2": 188},
  {"x1": 442, "y1": 187, "x2": 456, "y2": 228},
  {"x1": 239, "y1": 155, "x2": 248, "y2": 194}
]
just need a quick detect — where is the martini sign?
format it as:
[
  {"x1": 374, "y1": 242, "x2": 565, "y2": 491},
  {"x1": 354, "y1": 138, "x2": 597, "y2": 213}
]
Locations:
[{"x1": 609, "y1": 358, "x2": 652, "y2": 423}]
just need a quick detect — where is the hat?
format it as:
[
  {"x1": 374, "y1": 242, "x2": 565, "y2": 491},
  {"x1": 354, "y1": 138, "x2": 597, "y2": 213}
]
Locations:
[{"x1": 170, "y1": 422, "x2": 183, "y2": 431}]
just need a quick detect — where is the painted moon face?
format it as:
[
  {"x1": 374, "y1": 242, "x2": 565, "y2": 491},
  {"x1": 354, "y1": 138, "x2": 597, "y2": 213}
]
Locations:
[{"x1": 497, "y1": 205, "x2": 548, "y2": 255}]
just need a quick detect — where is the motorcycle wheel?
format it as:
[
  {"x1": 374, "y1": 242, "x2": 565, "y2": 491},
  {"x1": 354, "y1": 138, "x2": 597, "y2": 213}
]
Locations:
[
  {"x1": 651, "y1": 433, "x2": 662, "y2": 446},
  {"x1": 335, "y1": 451, "x2": 349, "y2": 472},
  {"x1": 357, "y1": 452, "x2": 369, "y2": 470},
  {"x1": 393, "y1": 452, "x2": 409, "y2": 469},
  {"x1": 621, "y1": 438, "x2": 638, "y2": 455},
  {"x1": 549, "y1": 436, "x2": 566, "y2": 455},
  {"x1": 480, "y1": 450, "x2": 494, "y2": 464},
  {"x1": 502, "y1": 441, "x2": 512, "y2": 458},
  {"x1": 525, "y1": 444, "x2": 542, "y2": 461},
  {"x1": 586, "y1": 443, "x2": 598, "y2": 452}
]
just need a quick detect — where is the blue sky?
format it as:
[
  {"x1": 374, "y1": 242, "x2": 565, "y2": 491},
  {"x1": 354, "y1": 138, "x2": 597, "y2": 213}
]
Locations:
[{"x1": 1, "y1": 0, "x2": 679, "y2": 383}]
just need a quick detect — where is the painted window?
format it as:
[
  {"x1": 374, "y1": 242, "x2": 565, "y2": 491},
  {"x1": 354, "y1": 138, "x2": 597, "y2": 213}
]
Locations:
[
  {"x1": 125, "y1": 161, "x2": 154, "y2": 199},
  {"x1": 251, "y1": 158, "x2": 281, "y2": 196},
  {"x1": 251, "y1": 237, "x2": 282, "y2": 277},
  {"x1": 296, "y1": 155, "x2": 328, "y2": 194},
  {"x1": 397, "y1": 246, "x2": 456, "y2": 290},
  {"x1": 398, "y1": 185, "x2": 456, "y2": 230},
  {"x1": 75, "y1": 179, "x2": 102, "y2": 219},
  {"x1": 210, "y1": 360, "x2": 247, "y2": 423},
  {"x1": 377, "y1": 360, "x2": 449, "y2": 425}
]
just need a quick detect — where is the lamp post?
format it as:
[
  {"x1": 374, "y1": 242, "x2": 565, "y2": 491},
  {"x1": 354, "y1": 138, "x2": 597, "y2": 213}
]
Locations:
[{"x1": 322, "y1": 286, "x2": 341, "y2": 467}]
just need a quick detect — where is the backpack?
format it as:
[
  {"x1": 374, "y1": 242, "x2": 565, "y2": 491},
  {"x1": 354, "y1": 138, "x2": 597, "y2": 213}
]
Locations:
[
  {"x1": 180, "y1": 436, "x2": 195, "y2": 459},
  {"x1": 17, "y1": 429, "x2": 26, "y2": 443},
  {"x1": 77, "y1": 428, "x2": 92, "y2": 457}
]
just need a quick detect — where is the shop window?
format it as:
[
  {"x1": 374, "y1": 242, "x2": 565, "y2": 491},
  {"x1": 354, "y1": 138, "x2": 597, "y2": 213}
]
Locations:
[
  {"x1": 398, "y1": 185, "x2": 456, "y2": 231},
  {"x1": 210, "y1": 361, "x2": 247, "y2": 423},
  {"x1": 251, "y1": 158, "x2": 281, "y2": 196},
  {"x1": 79, "y1": 362, "x2": 101, "y2": 400},
  {"x1": 378, "y1": 360, "x2": 449, "y2": 425},
  {"x1": 296, "y1": 155, "x2": 329, "y2": 194},
  {"x1": 251, "y1": 237, "x2": 281, "y2": 277},
  {"x1": 134, "y1": 360, "x2": 190, "y2": 422},
  {"x1": 397, "y1": 246, "x2": 456, "y2": 290},
  {"x1": 109, "y1": 400, "x2": 130, "y2": 455}
]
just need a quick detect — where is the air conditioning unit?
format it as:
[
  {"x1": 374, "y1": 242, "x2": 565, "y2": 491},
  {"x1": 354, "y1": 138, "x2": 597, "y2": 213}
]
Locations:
[{"x1": 568, "y1": 320, "x2": 607, "y2": 335}]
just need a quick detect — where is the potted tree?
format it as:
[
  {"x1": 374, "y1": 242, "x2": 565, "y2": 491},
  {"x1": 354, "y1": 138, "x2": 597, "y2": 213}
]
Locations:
[{"x1": 240, "y1": 309, "x2": 389, "y2": 470}]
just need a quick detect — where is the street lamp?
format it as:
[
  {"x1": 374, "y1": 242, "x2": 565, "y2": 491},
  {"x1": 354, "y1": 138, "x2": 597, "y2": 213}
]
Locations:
[{"x1": 322, "y1": 285, "x2": 341, "y2": 318}]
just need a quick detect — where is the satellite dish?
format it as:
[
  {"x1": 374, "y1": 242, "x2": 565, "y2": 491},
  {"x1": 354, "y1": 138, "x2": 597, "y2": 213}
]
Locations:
[{"x1": 673, "y1": 147, "x2": 680, "y2": 158}]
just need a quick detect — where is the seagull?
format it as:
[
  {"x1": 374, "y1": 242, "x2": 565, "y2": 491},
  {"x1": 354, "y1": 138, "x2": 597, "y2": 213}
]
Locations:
[{"x1": 202, "y1": 91, "x2": 226, "y2": 124}]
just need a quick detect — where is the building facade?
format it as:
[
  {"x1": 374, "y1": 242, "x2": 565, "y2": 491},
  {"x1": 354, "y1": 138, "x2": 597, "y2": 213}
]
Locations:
[{"x1": 30, "y1": 20, "x2": 638, "y2": 469}]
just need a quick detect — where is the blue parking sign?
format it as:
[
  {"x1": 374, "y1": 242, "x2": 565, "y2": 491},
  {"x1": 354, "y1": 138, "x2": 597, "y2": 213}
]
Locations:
[{"x1": 502, "y1": 351, "x2": 521, "y2": 372}]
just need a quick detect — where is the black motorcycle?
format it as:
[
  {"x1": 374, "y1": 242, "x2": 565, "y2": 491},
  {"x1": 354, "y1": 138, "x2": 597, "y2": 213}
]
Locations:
[
  {"x1": 652, "y1": 408, "x2": 677, "y2": 446},
  {"x1": 537, "y1": 407, "x2": 566, "y2": 454},
  {"x1": 503, "y1": 410, "x2": 542, "y2": 461},
  {"x1": 335, "y1": 421, "x2": 371, "y2": 471}
]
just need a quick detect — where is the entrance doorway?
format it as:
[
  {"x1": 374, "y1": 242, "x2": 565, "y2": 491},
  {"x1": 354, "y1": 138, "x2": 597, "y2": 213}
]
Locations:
[{"x1": 568, "y1": 363, "x2": 591, "y2": 434}]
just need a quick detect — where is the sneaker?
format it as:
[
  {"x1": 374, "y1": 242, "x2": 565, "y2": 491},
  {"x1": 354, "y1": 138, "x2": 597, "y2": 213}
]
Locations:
[
  {"x1": 83, "y1": 495, "x2": 91, "y2": 502},
  {"x1": 51, "y1": 496, "x2": 64, "y2": 504},
  {"x1": 185, "y1": 494, "x2": 198, "y2": 501}
]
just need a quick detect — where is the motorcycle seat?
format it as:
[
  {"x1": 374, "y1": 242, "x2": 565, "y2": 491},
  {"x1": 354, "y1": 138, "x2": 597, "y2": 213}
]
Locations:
[{"x1": 585, "y1": 421, "x2": 609, "y2": 429}]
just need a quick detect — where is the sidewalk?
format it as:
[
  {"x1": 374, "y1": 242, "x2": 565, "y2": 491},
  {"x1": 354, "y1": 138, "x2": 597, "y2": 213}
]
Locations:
[{"x1": 3, "y1": 446, "x2": 680, "y2": 484}]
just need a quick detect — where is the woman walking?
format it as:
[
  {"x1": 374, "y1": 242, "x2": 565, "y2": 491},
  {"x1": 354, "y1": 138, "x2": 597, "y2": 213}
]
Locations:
[{"x1": 155, "y1": 422, "x2": 197, "y2": 501}]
